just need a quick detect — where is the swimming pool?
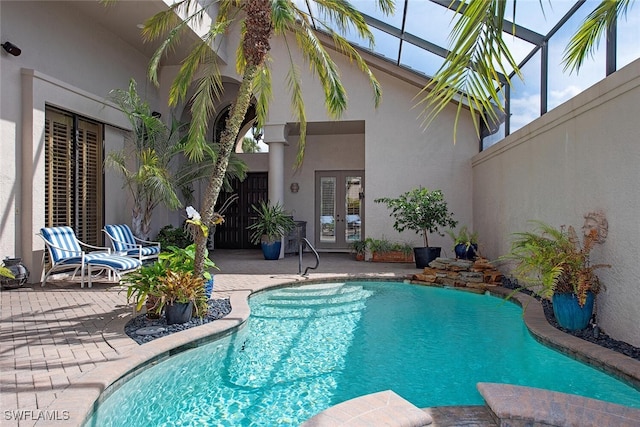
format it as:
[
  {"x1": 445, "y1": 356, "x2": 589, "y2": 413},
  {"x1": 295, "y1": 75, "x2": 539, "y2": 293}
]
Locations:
[{"x1": 87, "y1": 282, "x2": 640, "y2": 426}]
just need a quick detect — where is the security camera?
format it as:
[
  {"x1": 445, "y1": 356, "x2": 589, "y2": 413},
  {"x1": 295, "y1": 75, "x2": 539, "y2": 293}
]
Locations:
[{"x1": 2, "y1": 42, "x2": 21, "y2": 57}]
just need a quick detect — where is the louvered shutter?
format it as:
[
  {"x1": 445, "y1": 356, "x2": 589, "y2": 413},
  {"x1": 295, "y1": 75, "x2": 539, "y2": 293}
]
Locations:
[{"x1": 44, "y1": 107, "x2": 103, "y2": 247}]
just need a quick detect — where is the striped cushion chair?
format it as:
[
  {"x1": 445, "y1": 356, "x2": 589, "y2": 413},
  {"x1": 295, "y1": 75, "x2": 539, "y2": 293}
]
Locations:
[
  {"x1": 39, "y1": 226, "x2": 141, "y2": 288},
  {"x1": 103, "y1": 224, "x2": 161, "y2": 263}
]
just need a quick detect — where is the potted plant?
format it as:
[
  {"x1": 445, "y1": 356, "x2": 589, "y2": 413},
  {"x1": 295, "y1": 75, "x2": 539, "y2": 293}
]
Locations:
[
  {"x1": 503, "y1": 221, "x2": 610, "y2": 331},
  {"x1": 375, "y1": 187, "x2": 457, "y2": 268},
  {"x1": 349, "y1": 239, "x2": 368, "y2": 261},
  {"x1": 447, "y1": 225, "x2": 479, "y2": 260},
  {"x1": 152, "y1": 270, "x2": 207, "y2": 325},
  {"x1": 366, "y1": 237, "x2": 414, "y2": 263},
  {"x1": 247, "y1": 200, "x2": 296, "y2": 260},
  {"x1": 159, "y1": 244, "x2": 218, "y2": 298},
  {"x1": 122, "y1": 261, "x2": 167, "y2": 319}
]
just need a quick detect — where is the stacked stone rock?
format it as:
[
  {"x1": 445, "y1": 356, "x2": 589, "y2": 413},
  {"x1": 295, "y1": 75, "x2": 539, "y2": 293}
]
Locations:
[{"x1": 411, "y1": 257, "x2": 503, "y2": 290}]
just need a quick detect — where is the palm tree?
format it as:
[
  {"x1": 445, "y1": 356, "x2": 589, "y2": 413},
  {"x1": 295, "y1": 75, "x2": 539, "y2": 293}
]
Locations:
[
  {"x1": 106, "y1": 79, "x2": 248, "y2": 239},
  {"x1": 141, "y1": 0, "x2": 394, "y2": 276},
  {"x1": 105, "y1": 79, "x2": 183, "y2": 240},
  {"x1": 241, "y1": 136, "x2": 261, "y2": 153},
  {"x1": 419, "y1": 0, "x2": 635, "y2": 140}
]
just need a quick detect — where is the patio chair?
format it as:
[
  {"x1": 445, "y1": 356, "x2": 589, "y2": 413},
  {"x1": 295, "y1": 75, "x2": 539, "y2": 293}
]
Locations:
[
  {"x1": 103, "y1": 224, "x2": 161, "y2": 263},
  {"x1": 38, "y1": 226, "x2": 141, "y2": 288}
]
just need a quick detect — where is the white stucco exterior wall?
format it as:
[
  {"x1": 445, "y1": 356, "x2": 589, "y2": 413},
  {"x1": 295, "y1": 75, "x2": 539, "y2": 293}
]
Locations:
[
  {"x1": 260, "y1": 36, "x2": 479, "y2": 251},
  {"x1": 472, "y1": 58, "x2": 640, "y2": 347}
]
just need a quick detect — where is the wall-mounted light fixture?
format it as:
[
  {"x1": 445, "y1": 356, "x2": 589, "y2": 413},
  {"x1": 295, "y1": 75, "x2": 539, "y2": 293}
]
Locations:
[
  {"x1": 290, "y1": 183, "x2": 300, "y2": 193},
  {"x1": 2, "y1": 41, "x2": 21, "y2": 56}
]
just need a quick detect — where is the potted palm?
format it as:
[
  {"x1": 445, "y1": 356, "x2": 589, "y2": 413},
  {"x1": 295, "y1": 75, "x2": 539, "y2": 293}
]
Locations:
[
  {"x1": 375, "y1": 187, "x2": 457, "y2": 268},
  {"x1": 503, "y1": 221, "x2": 610, "y2": 331},
  {"x1": 247, "y1": 201, "x2": 296, "y2": 260},
  {"x1": 447, "y1": 225, "x2": 479, "y2": 260}
]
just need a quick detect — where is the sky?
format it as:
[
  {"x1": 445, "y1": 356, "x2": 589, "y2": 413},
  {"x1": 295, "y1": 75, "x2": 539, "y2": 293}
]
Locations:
[{"x1": 290, "y1": 0, "x2": 639, "y2": 145}]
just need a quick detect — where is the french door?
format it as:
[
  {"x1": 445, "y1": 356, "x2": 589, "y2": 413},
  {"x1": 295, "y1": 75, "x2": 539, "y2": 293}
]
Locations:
[
  {"x1": 214, "y1": 173, "x2": 268, "y2": 249},
  {"x1": 315, "y1": 171, "x2": 364, "y2": 250}
]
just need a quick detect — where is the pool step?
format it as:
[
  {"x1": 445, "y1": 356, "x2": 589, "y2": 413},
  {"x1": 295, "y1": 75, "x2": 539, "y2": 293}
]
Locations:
[{"x1": 253, "y1": 284, "x2": 373, "y2": 318}]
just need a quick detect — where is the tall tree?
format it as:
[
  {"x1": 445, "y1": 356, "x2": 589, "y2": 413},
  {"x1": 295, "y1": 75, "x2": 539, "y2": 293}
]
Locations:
[
  {"x1": 105, "y1": 79, "x2": 183, "y2": 240},
  {"x1": 419, "y1": 0, "x2": 635, "y2": 140},
  {"x1": 106, "y1": 80, "x2": 248, "y2": 238},
  {"x1": 142, "y1": 0, "x2": 394, "y2": 276}
]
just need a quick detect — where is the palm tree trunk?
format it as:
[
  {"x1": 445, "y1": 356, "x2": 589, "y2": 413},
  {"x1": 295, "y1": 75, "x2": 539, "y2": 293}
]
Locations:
[
  {"x1": 193, "y1": 0, "x2": 273, "y2": 276},
  {"x1": 193, "y1": 66, "x2": 258, "y2": 275}
]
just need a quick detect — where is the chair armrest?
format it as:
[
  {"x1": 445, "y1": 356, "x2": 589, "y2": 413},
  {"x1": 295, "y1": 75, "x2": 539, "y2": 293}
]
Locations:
[
  {"x1": 132, "y1": 236, "x2": 161, "y2": 247},
  {"x1": 77, "y1": 240, "x2": 112, "y2": 253},
  {"x1": 109, "y1": 238, "x2": 141, "y2": 250}
]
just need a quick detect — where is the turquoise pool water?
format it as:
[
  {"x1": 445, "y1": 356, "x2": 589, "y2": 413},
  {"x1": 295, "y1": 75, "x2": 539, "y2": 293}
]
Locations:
[{"x1": 87, "y1": 282, "x2": 640, "y2": 426}]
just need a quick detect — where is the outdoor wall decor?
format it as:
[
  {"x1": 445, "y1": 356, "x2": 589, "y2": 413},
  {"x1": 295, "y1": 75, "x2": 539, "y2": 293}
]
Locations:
[{"x1": 582, "y1": 211, "x2": 608, "y2": 244}]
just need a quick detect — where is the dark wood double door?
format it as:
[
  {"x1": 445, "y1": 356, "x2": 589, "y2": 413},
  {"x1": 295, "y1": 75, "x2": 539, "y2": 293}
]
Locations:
[{"x1": 214, "y1": 172, "x2": 268, "y2": 249}]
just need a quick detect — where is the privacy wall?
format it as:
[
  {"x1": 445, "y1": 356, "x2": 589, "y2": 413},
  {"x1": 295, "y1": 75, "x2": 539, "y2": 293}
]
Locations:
[{"x1": 472, "y1": 58, "x2": 640, "y2": 347}]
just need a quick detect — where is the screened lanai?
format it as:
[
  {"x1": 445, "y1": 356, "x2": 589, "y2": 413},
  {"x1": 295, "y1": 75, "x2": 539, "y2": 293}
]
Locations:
[{"x1": 296, "y1": 0, "x2": 640, "y2": 148}]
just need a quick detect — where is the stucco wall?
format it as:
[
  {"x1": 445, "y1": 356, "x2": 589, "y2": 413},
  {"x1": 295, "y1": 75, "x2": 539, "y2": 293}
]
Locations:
[
  {"x1": 262, "y1": 36, "x2": 478, "y2": 251},
  {"x1": 472, "y1": 58, "x2": 640, "y2": 347}
]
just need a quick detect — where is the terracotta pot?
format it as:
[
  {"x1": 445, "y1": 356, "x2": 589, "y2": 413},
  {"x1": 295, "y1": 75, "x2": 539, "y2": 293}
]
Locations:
[{"x1": 372, "y1": 251, "x2": 414, "y2": 263}]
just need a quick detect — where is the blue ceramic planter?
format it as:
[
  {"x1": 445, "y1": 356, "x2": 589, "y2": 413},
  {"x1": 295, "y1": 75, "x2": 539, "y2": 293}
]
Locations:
[
  {"x1": 261, "y1": 241, "x2": 282, "y2": 260},
  {"x1": 552, "y1": 291, "x2": 595, "y2": 331},
  {"x1": 204, "y1": 277, "x2": 214, "y2": 299},
  {"x1": 454, "y1": 243, "x2": 477, "y2": 260}
]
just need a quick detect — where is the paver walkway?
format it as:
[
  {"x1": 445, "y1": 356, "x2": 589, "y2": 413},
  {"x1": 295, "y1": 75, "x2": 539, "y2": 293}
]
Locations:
[{"x1": 0, "y1": 250, "x2": 416, "y2": 426}]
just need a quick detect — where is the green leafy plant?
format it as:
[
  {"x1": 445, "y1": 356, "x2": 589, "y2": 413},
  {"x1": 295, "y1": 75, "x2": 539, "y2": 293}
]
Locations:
[
  {"x1": 502, "y1": 221, "x2": 609, "y2": 306},
  {"x1": 155, "y1": 224, "x2": 192, "y2": 249},
  {"x1": 122, "y1": 262, "x2": 167, "y2": 312},
  {"x1": 365, "y1": 237, "x2": 413, "y2": 256},
  {"x1": 152, "y1": 270, "x2": 207, "y2": 317},
  {"x1": 447, "y1": 225, "x2": 478, "y2": 248},
  {"x1": 0, "y1": 262, "x2": 15, "y2": 280},
  {"x1": 159, "y1": 244, "x2": 218, "y2": 281},
  {"x1": 247, "y1": 201, "x2": 296, "y2": 245},
  {"x1": 374, "y1": 188, "x2": 458, "y2": 248},
  {"x1": 349, "y1": 239, "x2": 368, "y2": 256}
]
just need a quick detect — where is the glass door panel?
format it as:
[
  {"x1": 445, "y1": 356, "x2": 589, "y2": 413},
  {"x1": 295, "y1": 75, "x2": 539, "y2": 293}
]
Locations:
[
  {"x1": 319, "y1": 177, "x2": 336, "y2": 243},
  {"x1": 345, "y1": 176, "x2": 362, "y2": 243},
  {"x1": 316, "y1": 171, "x2": 364, "y2": 250}
]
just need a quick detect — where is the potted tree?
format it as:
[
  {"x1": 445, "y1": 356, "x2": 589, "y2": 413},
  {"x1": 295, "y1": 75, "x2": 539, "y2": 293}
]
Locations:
[
  {"x1": 447, "y1": 225, "x2": 479, "y2": 260},
  {"x1": 247, "y1": 201, "x2": 296, "y2": 260},
  {"x1": 503, "y1": 221, "x2": 610, "y2": 331},
  {"x1": 375, "y1": 187, "x2": 457, "y2": 268}
]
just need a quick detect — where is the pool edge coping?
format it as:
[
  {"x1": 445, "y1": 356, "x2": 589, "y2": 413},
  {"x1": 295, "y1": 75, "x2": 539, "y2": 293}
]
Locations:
[{"x1": 36, "y1": 276, "x2": 640, "y2": 426}]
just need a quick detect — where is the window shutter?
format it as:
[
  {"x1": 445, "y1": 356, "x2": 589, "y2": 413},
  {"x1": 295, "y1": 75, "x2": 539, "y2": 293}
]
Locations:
[{"x1": 45, "y1": 107, "x2": 103, "y2": 247}]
